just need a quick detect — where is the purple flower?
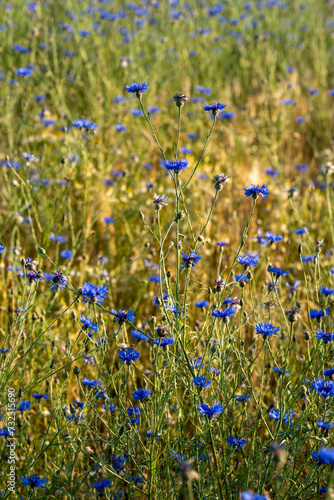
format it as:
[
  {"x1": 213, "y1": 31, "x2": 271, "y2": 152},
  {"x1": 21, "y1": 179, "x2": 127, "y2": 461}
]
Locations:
[
  {"x1": 181, "y1": 251, "x2": 201, "y2": 268},
  {"x1": 237, "y1": 253, "x2": 260, "y2": 267},
  {"x1": 51, "y1": 270, "x2": 69, "y2": 288},
  {"x1": 268, "y1": 266, "x2": 290, "y2": 277},
  {"x1": 72, "y1": 119, "x2": 98, "y2": 131},
  {"x1": 92, "y1": 479, "x2": 111, "y2": 491},
  {"x1": 212, "y1": 306, "x2": 235, "y2": 319}
]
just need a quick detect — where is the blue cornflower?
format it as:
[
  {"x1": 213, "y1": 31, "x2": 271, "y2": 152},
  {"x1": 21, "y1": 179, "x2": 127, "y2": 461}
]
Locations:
[
  {"x1": 302, "y1": 255, "x2": 315, "y2": 263},
  {"x1": 181, "y1": 251, "x2": 201, "y2": 268},
  {"x1": 170, "y1": 450, "x2": 186, "y2": 462},
  {"x1": 197, "y1": 85, "x2": 211, "y2": 94},
  {"x1": 80, "y1": 282, "x2": 108, "y2": 305},
  {"x1": 265, "y1": 232, "x2": 283, "y2": 243},
  {"x1": 112, "y1": 455, "x2": 126, "y2": 472},
  {"x1": 295, "y1": 227, "x2": 308, "y2": 235},
  {"x1": 237, "y1": 253, "x2": 260, "y2": 267},
  {"x1": 132, "y1": 389, "x2": 151, "y2": 401},
  {"x1": 191, "y1": 357, "x2": 205, "y2": 369},
  {"x1": 268, "y1": 266, "x2": 290, "y2": 277},
  {"x1": 15, "y1": 67, "x2": 34, "y2": 77},
  {"x1": 92, "y1": 479, "x2": 111, "y2": 491},
  {"x1": 244, "y1": 184, "x2": 269, "y2": 199},
  {"x1": 320, "y1": 287, "x2": 334, "y2": 296},
  {"x1": 212, "y1": 306, "x2": 236, "y2": 320},
  {"x1": 210, "y1": 367, "x2": 220, "y2": 375},
  {"x1": 102, "y1": 404, "x2": 116, "y2": 411},
  {"x1": 196, "y1": 300, "x2": 209, "y2": 308},
  {"x1": 147, "y1": 106, "x2": 160, "y2": 113},
  {"x1": 296, "y1": 117, "x2": 305, "y2": 123},
  {"x1": 111, "y1": 309, "x2": 135, "y2": 324},
  {"x1": 226, "y1": 436, "x2": 247, "y2": 449},
  {"x1": 18, "y1": 401, "x2": 31, "y2": 411},
  {"x1": 118, "y1": 348, "x2": 140, "y2": 365},
  {"x1": 312, "y1": 378, "x2": 334, "y2": 398},
  {"x1": 319, "y1": 448, "x2": 334, "y2": 464},
  {"x1": 198, "y1": 402, "x2": 224, "y2": 419},
  {"x1": 268, "y1": 409, "x2": 293, "y2": 423},
  {"x1": 203, "y1": 102, "x2": 226, "y2": 115},
  {"x1": 149, "y1": 275, "x2": 164, "y2": 282},
  {"x1": 0, "y1": 427, "x2": 14, "y2": 436},
  {"x1": 193, "y1": 376, "x2": 211, "y2": 388},
  {"x1": 235, "y1": 394, "x2": 251, "y2": 402},
  {"x1": 154, "y1": 337, "x2": 174, "y2": 347},
  {"x1": 316, "y1": 328, "x2": 334, "y2": 343},
  {"x1": 308, "y1": 308, "x2": 330, "y2": 320},
  {"x1": 294, "y1": 164, "x2": 308, "y2": 173},
  {"x1": 316, "y1": 421, "x2": 334, "y2": 430},
  {"x1": 103, "y1": 217, "x2": 115, "y2": 225},
  {"x1": 60, "y1": 249, "x2": 73, "y2": 259},
  {"x1": 324, "y1": 368, "x2": 334, "y2": 377},
  {"x1": 32, "y1": 393, "x2": 49, "y2": 400},
  {"x1": 241, "y1": 493, "x2": 269, "y2": 500},
  {"x1": 311, "y1": 450, "x2": 327, "y2": 464},
  {"x1": 131, "y1": 330, "x2": 149, "y2": 341},
  {"x1": 115, "y1": 124, "x2": 126, "y2": 131},
  {"x1": 20, "y1": 475, "x2": 47, "y2": 489},
  {"x1": 235, "y1": 273, "x2": 248, "y2": 283},
  {"x1": 72, "y1": 119, "x2": 98, "y2": 131},
  {"x1": 75, "y1": 400, "x2": 84, "y2": 409},
  {"x1": 264, "y1": 166, "x2": 278, "y2": 178},
  {"x1": 272, "y1": 367, "x2": 291, "y2": 375},
  {"x1": 51, "y1": 270, "x2": 69, "y2": 288},
  {"x1": 80, "y1": 316, "x2": 99, "y2": 332},
  {"x1": 81, "y1": 378, "x2": 101, "y2": 387},
  {"x1": 281, "y1": 99, "x2": 295, "y2": 105},
  {"x1": 164, "y1": 159, "x2": 189, "y2": 173},
  {"x1": 0, "y1": 245, "x2": 4, "y2": 253},
  {"x1": 127, "y1": 406, "x2": 142, "y2": 416},
  {"x1": 130, "y1": 108, "x2": 143, "y2": 117},
  {"x1": 255, "y1": 322, "x2": 279, "y2": 337},
  {"x1": 125, "y1": 82, "x2": 149, "y2": 95}
]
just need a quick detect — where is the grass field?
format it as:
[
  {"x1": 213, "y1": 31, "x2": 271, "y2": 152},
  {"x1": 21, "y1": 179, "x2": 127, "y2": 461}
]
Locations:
[{"x1": 0, "y1": 0, "x2": 334, "y2": 498}]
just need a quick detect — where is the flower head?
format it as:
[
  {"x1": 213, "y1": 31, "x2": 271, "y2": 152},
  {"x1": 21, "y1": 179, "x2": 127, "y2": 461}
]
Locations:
[
  {"x1": 132, "y1": 388, "x2": 151, "y2": 401},
  {"x1": 203, "y1": 102, "x2": 226, "y2": 116},
  {"x1": 226, "y1": 436, "x2": 247, "y2": 449},
  {"x1": 268, "y1": 408, "x2": 293, "y2": 423},
  {"x1": 72, "y1": 119, "x2": 98, "y2": 131},
  {"x1": 20, "y1": 475, "x2": 47, "y2": 489},
  {"x1": 255, "y1": 322, "x2": 279, "y2": 337},
  {"x1": 79, "y1": 282, "x2": 108, "y2": 305},
  {"x1": 80, "y1": 316, "x2": 99, "y2": 333},
  {"x1": 164, "y1": 159, "x2": 189, "y2": 173},
  {"x1": 125, "y1": 82, "x2": 149, "y2": 96},
  {"x1": 244, "y1": 184, "x2": 269, "y2": 199},
  {"x1": 315, "y1": 328, "x2": 334, "y2": 343},
  {"x1": 153, "y1": 194, "x2": 168, "y2": 210},
  {"x1": 198, "y1": 402, "x2": 224, "y2": 419},
  {"x1": 181, "y1": 251, "x2": 201, "y2": 269},
  {"x1": 237, "y1": 253, "x2": 260, "y2": 267},
  {"x1": 111, "y1": 309, "x2": 135, "y2": 325},
  {"x1": 51, "y1": 270, "x2": 69, "y2": 288},
  {"x1": 312, "y1": 378, "x2": 334, "y2": 398},
  {"x1": 268, "y1": 266, "x2": 290, "y2": 278},
  {"x1": 193, "y1": 376, "x2": 211, "y2": 388},
  {"x1": 212, "y1": 306, "x2": 236, "y2": 320},
  {"x1": 213, "y1": 173, "x2": 230, "y2": 191},
  {"x1": 92, "y1": 479, "x2": 111, "y2": 491},
  {"x1": 118, "y1": 348, "x2": 140, "y2": 365}
]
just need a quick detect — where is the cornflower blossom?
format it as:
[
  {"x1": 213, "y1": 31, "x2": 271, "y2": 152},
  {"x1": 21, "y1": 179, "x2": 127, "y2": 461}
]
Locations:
[
  {"x1": 198, "y1": 402, "x2": 224, "y2": 419},
  {"x1": 203, "y1": 102, "x2": 226, "y2": 116},
  {"x1": 111, "y1": 309, "x2": 136, "y2": 325},
  {"x1": 226, "y1": 436, "x2": 247, "y2": 449},
  {"x1": 164, "y1": 159, "x2": 189, "y2": 173},
  {"x1": 118, "y1": 348, "x2": 140, "y2": 365},
  {"x1": 181, "y1": 251, "x2": 201, "y2": 268},
  {"x1": 244, "y1": 184, "x2": 269, "y2": 199},
  {"x1": 125, "y1": 82, "x2": 149, "y2": 96},
  {"x1": 79, "y1": 282, "x2": 108, "y2": 304},
  {"x1": 132, "y1": 389, "x2": 151, "y2": 401},
  {"x1": 92, "y1": 479, "x2": 111, "y2": 491},
  {"x1": 153, "y1": 194, "x2": 168, "y2": 210},
  {"x1": 20, "y1": 475, "x2": 48, "y2": 489},
  {"x1": 255, "y1": 322, "x2": 279, "y2": 337},
  {"x1": 193, "y1": 376, "x2": 212, "y2": 388}
]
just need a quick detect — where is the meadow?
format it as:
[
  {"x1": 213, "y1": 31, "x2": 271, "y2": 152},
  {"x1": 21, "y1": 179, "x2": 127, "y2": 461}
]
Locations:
[{"x1": 0, "y1": 0, "x2": 334, "y2": 498}]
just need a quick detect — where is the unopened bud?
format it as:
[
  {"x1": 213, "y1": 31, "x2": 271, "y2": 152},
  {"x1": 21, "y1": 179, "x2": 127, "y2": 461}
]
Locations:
[{"x1": 38, "y1": 247, "x2": 46, "y2": 256}]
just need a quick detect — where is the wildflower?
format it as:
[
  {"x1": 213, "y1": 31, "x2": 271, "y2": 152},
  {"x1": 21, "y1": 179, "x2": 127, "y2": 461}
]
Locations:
[
  {"x1": 25, "y1": 271, "x2": 42, "y2": 284},
  {"x1": 237, "y1": 253, "x2": 260, "y2": 267},
  {"x1": 295, "y1": 227, "x2": 308, "y2": 235},
  {"x1": 316, "y1": 421, "x2": 334, "y2": 430},
  {"x1": 193, "y1": 376, "x2": 211, "y2": 388},
  {"x1": 308, "y1": 308, "x2": 330, "y2": 320},
  {"x1": 115, "y1": 124, "x2": 126, "y2": 131},
  {"x1": 181, "y1": 251, "x2": 201, "y2": 269},
  {"x1": 81, "y1": 378, "x2": 101, "y2": 387},
  {"x1": 265, "y1": 232, "x2": 283, "y2": 243},
  {"x1": 294, "y1": 164, "x2": 308, "y2": 173},
  {"x1": 191, "y1": 357, "x2": 205, "y2": 370},
  {"x1": 244, "y1": 184, "x2": 269, "y2": 199},
  {"x1": 320, "y1": 287, "x2": 334, "y2": 296},
  {"x1": 203, "y1": 102, "x2": 226, "y2": 116},
  {"x1": 0, "y1": 245, "x2": 4, "y2": 253},
  {"x1": 235, "y1": 394, "x2": 251, "y2": 402},
  {"x1": 268, "y1": 266, "x2": 290, "y2": 278},
  {"x1": 72, "y1": 119, "x2": 98, "y2": 131},
  {"x1": 285, "y1": 307, "x2": 301, "y2": 323},
  {"x1": 112, "y1": 455, "x2": 126, "y2": 472},
  {"x1": 264, "y1": 166, "x2": 278, "y2": 177},
  {"x1": 272, "y1": 367, "x2": 291, "y2": 375},
  {"x1": 18, "y1": 401, "x2": 31, "y2": 411},
  {"x1": 312, "y1": 378, "x2": 334, "y2": 398},
  {"x1": 210, "y1": 367, "x2": 220, "y2": 376},
  {"x1": 33, "y1": 393, "x2": 49, "y2": 400},
  {"x1": 196, "y1": 300, "x2": 209, "y2": 308},
  {"x1": 102, "y1": 404, "x2": 116, "y2": 411},
  {"x1": 131, "y1": 330, "x2": 149, "y2": 341},
  {"x1": 103, "y1": 217, "x2": 115, "y2": 225},
  {"x1": 318, "y1": 448, "x2": 334, "y2": 464},
  {"x1": 268, "y1": 409, "x2": 293, "y2": 423},
  {"x1": 51, "y1": 270, "x2": 69, "y2": 288},
  {"x1": 315, "y1": 328, "x2": 334, "y2": 343},
  {"x1": 255, "y1": 322, "x2": 279, "y2": 338},
  {"x1": 266, "y1": 281, "x2": 279, "y2": 292},
  {"x1": 213, "y1": 173, "x2": 230, "y2": 191},
  {"x1": 125, "y1": 82, "x2": 149, "y2": 97},
  {"x1": 60, "y1": 249, "x2": 73, "y2": 259},
  {"x1": 226, "y1": 436, "x2": 247, "y2": 450},
  {"x1": 92, "y1": 479, "x2": 111, "y2": 491},
  {"x1": 20, "y1": 475, "x2": 48, "y2": 489},
  {"x1": 170, "y1": 450, "x2": 186, "y2": 462},
  {"x1": 132, "y1": 389, "x2": 151, "y2": 401},
  {"x1": 324, "y1": 368, "x2": 334, "y2": 377},
  {"x1": 118, "y1": 348, "x2": 140, "y2": 365},
  {"x1": 154, "y1": 337, "x2": 173, "y2": 347},
  {"x1": 153, "y1": 194, "x2": 168, "y2": 210},
  {"x1": 286, "y1": 280, "x2": 301, "y2": 295},
  {"x1": 111, "y1": 309, "x2": 135, "y2": 325},
  {"x1": 164, "y1": 159, "x2": 189, "y2": 173},
  {"x1": 241, "y1": 492, "x2": 269, "y2": 500},
  {"x1": 173, "y1": 93, "x2": 189, "y2": 107},
  {"x1": 80, "y1": 282, "x2": 108, "y2": 305},
  {"x1": 0, "y1": 427, "x2": 14, "y2": 437},
  {"x1": 80, "y1": 316, "x2": 99, "y2": 333},
  {"x1": 212, "y1": 306, "x2": 236, "y2": 320},
  {"x1": 198, "y1": 402, "x2": 224, "y2": 419},
  {"x1": 15, "y1": 67, "x2": 34, "y2": 77},
  {"x1": 235, "y1": 273, "x2": 248, "y2": 283}
]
